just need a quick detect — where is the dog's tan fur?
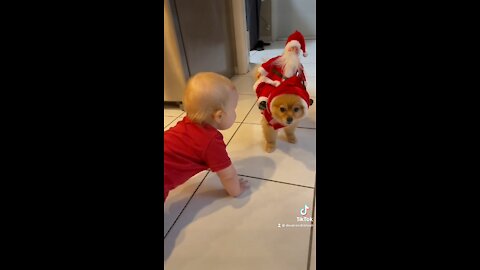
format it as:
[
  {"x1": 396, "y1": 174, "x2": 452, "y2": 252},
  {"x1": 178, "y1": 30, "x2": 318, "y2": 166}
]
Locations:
[
  {"x1": 261, "y1": 94, "x2": 307, "y2": 153},
  {"x1": 252, "y1": 64, "x2": 262, "y2": 81}
]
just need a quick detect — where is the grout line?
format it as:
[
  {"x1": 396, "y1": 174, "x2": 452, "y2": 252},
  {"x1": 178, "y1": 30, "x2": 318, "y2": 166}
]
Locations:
[
  {"x1": 237, "y1": 174, "x2": 314, "y2": 189},
  {"x1": 307, "y1": 174, "x2": 316, "y2": 270},
  {"x1": 297, "y1": 126, "x2": 317, "y2": 130},
  {"x1": 234, "y1": 122, "x2": 316, "y2": 130},
  {"x1": 224, "y1": 123, "x2": 243, "y2": 147},
  {"x1": 164, "y1": 171, "x2": 211, "y2": 239},
  {"x1": 163, "y1": 113, "x2": 185, "y2": 130},
  {"x1": 234, "y1": 95, "x2": 258, "y2": 126},
  {"x1": 163, "y1": 117, "x2": 176, "y2": 129}
]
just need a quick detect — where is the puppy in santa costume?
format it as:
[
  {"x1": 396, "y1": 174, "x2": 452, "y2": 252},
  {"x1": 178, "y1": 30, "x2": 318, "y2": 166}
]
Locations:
[
  {"x1": 253, "y1": 30, "x2": 309, "y2": 111},
  {"x1": 261, "y1": 76, "x2": 312, "y2": 153}
]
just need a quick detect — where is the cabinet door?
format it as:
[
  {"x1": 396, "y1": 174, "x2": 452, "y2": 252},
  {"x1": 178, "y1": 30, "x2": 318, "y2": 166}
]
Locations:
[
  {"x1": 165, "y1": 0, "x2": 187, "y2": 102},
  {"x1": 173, "y1": 0, "x2": 235, "y2": 78}
]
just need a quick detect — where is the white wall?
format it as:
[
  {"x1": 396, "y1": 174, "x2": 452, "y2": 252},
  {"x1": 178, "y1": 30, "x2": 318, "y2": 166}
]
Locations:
[{"x1": 272, "y1": 0, "x2": 316, "y2": 40}]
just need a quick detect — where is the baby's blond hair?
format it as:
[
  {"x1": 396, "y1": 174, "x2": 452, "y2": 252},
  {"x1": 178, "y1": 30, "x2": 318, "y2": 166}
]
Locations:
[{"x1": 183, "y1": 72, "x2": 236, "y2": 124}]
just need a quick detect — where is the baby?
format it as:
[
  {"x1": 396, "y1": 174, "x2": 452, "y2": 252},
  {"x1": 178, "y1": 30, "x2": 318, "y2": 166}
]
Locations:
[{"x1": 164, "y1": 72, "x2": 249, "y2": 202}]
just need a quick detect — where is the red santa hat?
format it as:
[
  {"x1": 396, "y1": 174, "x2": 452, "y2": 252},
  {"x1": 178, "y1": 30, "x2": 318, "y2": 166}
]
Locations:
[
  {"x1": 285, "y1": 30, "x2": 308, "y2": 57},
  {"x1": 267, "y1": 77, "x2": 311, "y2": 115}
]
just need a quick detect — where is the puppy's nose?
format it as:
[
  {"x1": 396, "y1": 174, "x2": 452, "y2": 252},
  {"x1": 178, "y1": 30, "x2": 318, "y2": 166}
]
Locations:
[{"x1": 286, "y1": 117, "x2": 293, "y2": 124}]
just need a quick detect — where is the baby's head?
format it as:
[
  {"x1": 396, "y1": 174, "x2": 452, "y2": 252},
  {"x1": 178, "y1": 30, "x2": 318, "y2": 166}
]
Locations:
[{"x1": 183, "y1": 72, "x2": 238, "y2": 130}]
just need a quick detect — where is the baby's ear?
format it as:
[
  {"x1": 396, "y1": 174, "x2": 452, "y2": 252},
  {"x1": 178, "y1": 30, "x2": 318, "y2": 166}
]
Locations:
[{"x1": 213, "y1": 110, "x2": 223, "y2": 123}]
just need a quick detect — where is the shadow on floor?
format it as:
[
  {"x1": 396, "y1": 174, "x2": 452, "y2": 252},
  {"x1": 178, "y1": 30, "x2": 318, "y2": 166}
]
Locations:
[{"x1": 164, "y1": 156, "x2": 276, "y2": 262}]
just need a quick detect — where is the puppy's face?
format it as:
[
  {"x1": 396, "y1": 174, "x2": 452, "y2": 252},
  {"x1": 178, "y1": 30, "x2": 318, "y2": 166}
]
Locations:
[{"x1": 270, "y1": 94, "x2": 307, "y2": 126}]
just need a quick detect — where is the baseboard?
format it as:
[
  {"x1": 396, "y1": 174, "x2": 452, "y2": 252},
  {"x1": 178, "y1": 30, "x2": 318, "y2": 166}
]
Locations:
[{"x1": 259, "y1": 36, "x2": 273, "y2": 43}]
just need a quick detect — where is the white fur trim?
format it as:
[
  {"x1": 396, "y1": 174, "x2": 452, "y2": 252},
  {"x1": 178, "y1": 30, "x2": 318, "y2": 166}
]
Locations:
[
  {"x1": 258, "y1": 66, "x2": 267, "y2": 76},
  {"x1": 253, "y1": 79, "x2": 262, "y2": 92},
  {"x1": 264, "y1": 77, "x2": 280, "y2": 87},
  {"x1": 285, "y1": 40, "x2": 301, "y2": 50},
  {"x1": 298, "y1": 98, "x2": 308, "y2": 120},
  {"x1": 253, "y1": 76, "x2": 280, "y2": 92},
  {"x1": 268, "y1": 95, "x2": 286, "y2": 113},
  {"x1": 258, "y1": 96, "x2": 268, "y2": 106},
  {"x1": 303, "y1": 52, "x2": 308, "y2": 57}
]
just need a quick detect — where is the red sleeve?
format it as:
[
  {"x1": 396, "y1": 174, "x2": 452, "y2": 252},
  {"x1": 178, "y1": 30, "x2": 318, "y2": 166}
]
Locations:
[
  {"x1": 261, "y1": 60, "x2": 271, "y2": 72},
  {"x1": 256, "y1": 83, "x2": 274, "y2": 100},
  {"x1": 203, "y1": 132, "x2": 232, "y2": 172},
  {"x1": 261, "y1": 56, "x2": 280, "y2": 73}
]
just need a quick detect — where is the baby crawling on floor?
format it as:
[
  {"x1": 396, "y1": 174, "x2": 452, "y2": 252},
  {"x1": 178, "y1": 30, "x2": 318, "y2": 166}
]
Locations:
[{"x1": 164, "y1": 72, "x2": 249, "y2": 202}]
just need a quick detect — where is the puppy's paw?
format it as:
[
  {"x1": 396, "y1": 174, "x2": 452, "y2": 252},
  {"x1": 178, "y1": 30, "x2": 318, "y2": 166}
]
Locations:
[
  {"x1": 286, "y1": 134, "x2": 297, "y2": 144},
  {"x1": 265, "y1": 143, "x2": 276, "y2": 153},
  {"x1": 258, "y1": 101, "x2": 267, "y2": 110}
]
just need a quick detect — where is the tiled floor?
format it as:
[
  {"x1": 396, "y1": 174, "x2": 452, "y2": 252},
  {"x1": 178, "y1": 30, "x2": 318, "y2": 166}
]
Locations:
[{"x1": 164, "y1": 40, "x2": 317, "y2": 270}]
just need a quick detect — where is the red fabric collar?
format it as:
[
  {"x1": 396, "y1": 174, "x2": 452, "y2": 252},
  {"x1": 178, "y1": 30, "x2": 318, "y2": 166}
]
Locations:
[{"x1": 262, "y1": 110, "x2": 285, "y2": 130}]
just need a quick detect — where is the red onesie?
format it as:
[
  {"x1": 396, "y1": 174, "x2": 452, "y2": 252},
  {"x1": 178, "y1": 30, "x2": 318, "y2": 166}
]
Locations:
[{"x1": 164, "y1": 116, "x2": 232, "y2": 202}]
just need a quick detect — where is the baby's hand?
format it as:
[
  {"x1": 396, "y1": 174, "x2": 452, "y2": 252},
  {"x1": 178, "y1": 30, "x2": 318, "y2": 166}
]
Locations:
[{"x1": 237, "y1": 178, "x2": 250, "y2": 196}]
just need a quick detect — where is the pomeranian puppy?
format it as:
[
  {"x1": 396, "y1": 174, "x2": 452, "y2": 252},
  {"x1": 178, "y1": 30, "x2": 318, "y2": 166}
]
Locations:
[
  {"x1": 261, "y1": 93, "x2": 308, "y2": 152},
  {"x1": 252, "y1": 56, "x2": 312, "y2": 153}
]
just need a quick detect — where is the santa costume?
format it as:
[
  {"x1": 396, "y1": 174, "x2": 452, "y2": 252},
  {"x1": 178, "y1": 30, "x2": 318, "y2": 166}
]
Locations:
[
  {"x1": 261, "y1": 76, "x2": 312, "y2": 130},
  {"x1": 253, "y1": 30, "x2": 309, "y2": 105}
]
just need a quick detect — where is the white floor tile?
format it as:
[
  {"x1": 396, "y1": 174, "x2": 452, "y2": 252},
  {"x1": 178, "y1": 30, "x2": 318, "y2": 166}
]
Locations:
[
  {"x1": 164, "y1": 116, "x2": 177, "y2": 128},
  {"x1": 303, "y1": 63, "x2": 316, "y2": 77},
  {"x1": 218, "y1": 122, "x2": 241, "y2": 145},
  {"x1": 164, "y1": 174, "x2": 314, "y2": 270},
  {"x1": 243, "y1": 97, "x2": 316, "y2": 129},
  {"x1": 164, "y1": 106, "x2": 184, "y2": 117},
  {"x1": 231, "y1": 75, "x2": 256, "y2": 95},
  {"x1": 226, "y1": 123, "x2": 316, "y2": 187},
  {"x1": 306, "y1": 76, "x2": 317, "y2": 97},
  {"x1": 250, "y1": 51, "x2": 283, "y2": 64},
  {"x1": 164, "y1": 171, "x2": 209, "y2": 237},
  {"x1": 302, "y1": 53, "x2": 316, "y2": 64},
  {"x1": 305, "y1": 40, "x2": 316, "y2": 51},
  {"x1": 164, "y1": 113, "x2": 185, "y2": 130},
  {"x1": 241, "y1": 106, "x2": 262, "y2": 125},
  {"x1": 235, "y1": 95, "x2": 258, "y2": 123}
]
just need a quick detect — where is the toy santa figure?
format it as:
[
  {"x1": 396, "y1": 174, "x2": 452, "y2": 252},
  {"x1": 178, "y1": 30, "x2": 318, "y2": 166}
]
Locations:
[{"x1": 253, "y1": 30, "x2": 309, "y2": 110}]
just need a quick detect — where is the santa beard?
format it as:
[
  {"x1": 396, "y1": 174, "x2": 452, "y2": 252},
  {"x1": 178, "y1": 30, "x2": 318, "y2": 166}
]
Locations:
[{"x1": 274, "y1": 50, "x2": 301, "y2": 78}]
